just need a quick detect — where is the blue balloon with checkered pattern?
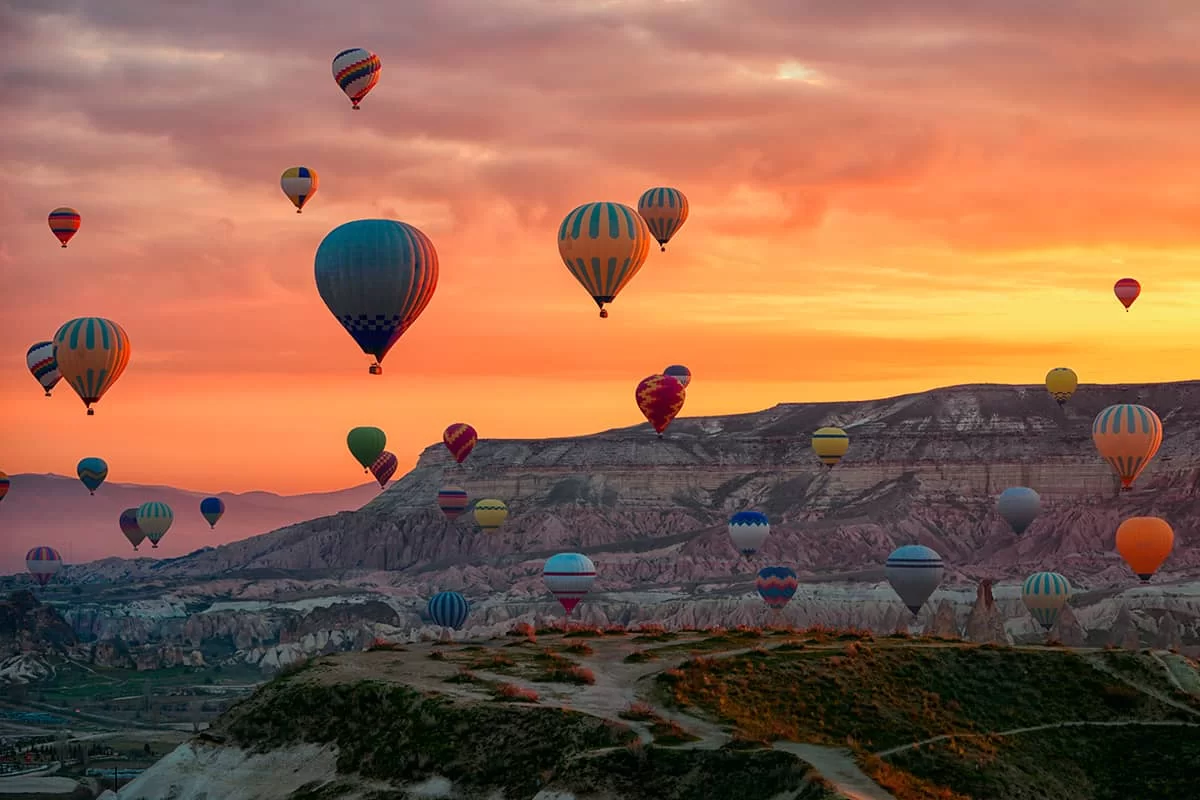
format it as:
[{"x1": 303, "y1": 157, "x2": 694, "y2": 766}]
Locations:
[
  {"x1": 427, "y1": 590, "x2": 470, "y2": 630},
  {"x1": 314, "y1": 219, "x2": 439, "y2": 372}
]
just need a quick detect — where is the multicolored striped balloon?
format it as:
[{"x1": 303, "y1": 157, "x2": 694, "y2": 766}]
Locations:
[
  {"x1": 48, "y1": 207, "x2": 80, "y2": 248},
  {"x1": 635, "y1": 374, "x2": 687, "y2": 437},
  {"x1": 280, "y1": 166, "x2": 319, "y2": 213},
  {"x1": 811, "y1": 427, "x2": 849, "y2": 468},
  {"x1": 136, "y1": 502, "x2": 174, "y2": 548},
  {"x1": 26, "y1": 546, "x2": 63, "y2": 587},
  {"x1": 370, "y1": 451, "x2": 398, "y2": 488},
  {"x1": 200, "y1": 497, "x2": 226, "y2": 528},
  {"x1": 1092, "y1": 403, "x2": 1162, "y2": 491},
  {"x1": 443, "y1": 423, "x2": 477, "y2": 464},
  {"x1": 557, "y1": 202, "x2": 652, "y2": 318},
  {"x1": 543, "y1": 552, "x2": 597, "y2": 614},
  {"x1": 437, "y1": 485, "x2": 469, "y2": 521},
  {"x1": 473, "y1": 499, "x2": 508, "y2": 532},
  {"x1": 76, "y1": 457, "x2": 108, "y2": 495},
  {"x1": 637, "y1": 187, "x2": 689, "y2": 251},
  {"x1": 332, "y1": 48, "x2": 381, "y2": 109},
  {"x1": 755, "y1": 566, "x2": 798, "y2": 610},
  {"x1": 26, "y1": 341, "x2": 61, "y2": 396},
  {"x1": 427, "y1": 591, "x2": 470, "y2": 630},
  {"x1": 53, "y1": 317, "x2": 131, "y2": 416},
  {"x1": 119, "y1": 507, "x2": 145, "y2": 550},
  {"x1": 1021, "y1": 571, "x2": 1071, "y2": 632},
  {"x1": 314, "y1": 220, "x2": 439, "y2": 375}
]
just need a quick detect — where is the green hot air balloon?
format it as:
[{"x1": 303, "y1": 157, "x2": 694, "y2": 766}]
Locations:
[{"x1": 347, "y1": 426, "x2": 387, "y2": 473}]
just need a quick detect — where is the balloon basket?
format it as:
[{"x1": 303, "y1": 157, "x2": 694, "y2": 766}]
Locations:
[
  {"x1": 44, "y1": 392, "x2": 51, "y2": 397},
  {"x1": 61, "y1": 243, "x2": 67, "y2": 248},
  {"x1": 599, "y1": 309, "x2": 608, "y2": 319},
  {"x1": 369, "y1": 364, "x2": 382, "y2": 375},
  {"x1": 86, "y1": 408, "x2": 94, "y2": 416}
]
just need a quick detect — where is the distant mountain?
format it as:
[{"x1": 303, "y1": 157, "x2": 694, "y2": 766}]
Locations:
[{"x1": 0, "y1": 474, "x2": 379, "y2": 572}]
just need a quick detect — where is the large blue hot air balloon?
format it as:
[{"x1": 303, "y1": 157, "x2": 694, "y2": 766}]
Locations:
[
  {"x1": 728, "y1": 511, "x2": 770, "y2": 556},
  {"x1": 884, "y1": 544, "x2": 944, "y2": 616},
  {"x1": 427, "y1": 591, "x2": 470, "y2": 630},
  {"x1": 314, "y1": 219, "x2": 439, "y2": 375},
  {"x1": 200, "y1": 497, "x2": 226, "y2": 529},
  {"x1": 76, "y1": 457, "x2": 108, "y2": 495}
]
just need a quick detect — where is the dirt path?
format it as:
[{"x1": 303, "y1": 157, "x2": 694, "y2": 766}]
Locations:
[
  {"x1": 1083, "y1": 654, "x2": 1200, "y2": 718},
  {"x1": 772, "y1": 742, "x2": 897, "y2": 800},
  {"x1": 875, "y1": 719, "x2": 1200, "y2": 757}
]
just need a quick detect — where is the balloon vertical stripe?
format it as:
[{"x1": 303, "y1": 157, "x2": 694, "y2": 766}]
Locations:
[{"x1": 427, "y1": 591, "x2": 470, "y2": 630}]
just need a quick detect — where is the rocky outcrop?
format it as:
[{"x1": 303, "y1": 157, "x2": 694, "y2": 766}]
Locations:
[
  {"x1": 928, "y1": 599, "x2": 960, "y2": 638},
  {"x1": 0, "y1": 590, "x2": 77, "y2": 659},
  {"x1": 1051, "y1": 605, "x2": 1087, "y2": 647},
  {"x1": 963, "y1": 581, "x2": 1008, "y2": 645}
]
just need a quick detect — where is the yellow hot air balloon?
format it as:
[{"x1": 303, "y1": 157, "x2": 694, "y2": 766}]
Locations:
[
  {"x1": 53, "y1": 318, "x2": 131, "y2": 416},
  {"x1": 1092, "y1": 404, "x2": 1162, "y2": 490},
  {"x1": 812, "y1": 427, "x2": 849, "y2": 467},
  {"x1": 1115, "y1": 517, "x2": 1174, "y2": 583},
  {"x1": 473, "y1": 499, "x2": 508, "y2": 533},
  {"x1": 1045, "y1": 367, "x2": 1078, "y2": 406},
  {"x1": 280, "y1": 167, "x2": 319, "y2": 213},
  {"x1": 557, "y1": 202, "x2": 652, "y2": 319}
]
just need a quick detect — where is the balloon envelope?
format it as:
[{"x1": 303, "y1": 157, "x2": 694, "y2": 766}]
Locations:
[
  {"x1": 755, "y1": 566, "x2": 798, "y2": 610},
  {"x1": 332, "y1": 48, "x2": 381, "y2": 108},
  {"x1": 543, "y1": 552, "x2": 597, "y2": 613},
  {"x1": 1092, "y1": 404, "x2": 1163, "y2": 490},
  {"x1": 635, "y1": 374, "x2": 686, "y2": 436},
  {"x1": 26, "y1": 341, "x2": 61, "y2": 396},
  {"x1": 811, "y1": 427, "x2": 850, "y2": 467},
  {"x1": 663, "y1": 364, "x2": 691, "y2": 388},
  {"x1": 557, "y1": 202, "x2": 652, "y2": 317},
  {"x1": 885, "y1": 545, "x2": 944, "y2": 615},
  {"x1": 0, "y1": 472, "x2": 9, "y2": 503},
  {"x1": 136, "y1": 502, "x2": 174, "y2": 548},
  {"x1": 1114, "y1": 277, "x2": 1140, "y2": 310},
  {"x1": 370, "y1": 451, "x2": 398, "y2": 488},
  {"x1": 1115, "y1": 517, "x2": 1174, "y2": 582},
  {"x1": 474, "y1": 499, "x2": 508, "y2": 532},
  {"x1": 119, "y1": 508, "x2": 145, "y2": 550},
  {"x1": 53, "y1": 317, "x2": 131, "y2": 415},
  {"x1": 437, "y1": 486, "x2": 469, "y2": 520},
  {"x1": 200, "y1": 497, "x2": 226, "y2": 528},
  {"x1": 48, "y1": 207, "x2": 80, "y2": 247},
  {"x1": 637, "y1": 187, "x2": 689, "y2": 250},
  {"x1": 443, "y1": 423, "x2": 478, "y2": 463},
  {"x1": 1044, "y1": 367, "x2": 1078, "y2": 406},
  {"x1": 26, "y1": 546, "x2": 62, "y2": 587},
  {"x1": 280, "y1": 167, "x2": 319, "y2": 212},
  {"x1": 996, "y1": 487, "x2": 1041, "y2": 535},
  {"x1": 728, "y1": 511, "x2": 770, "y2": 556},
  {"x1": 1021, "y1": 572, "x2": 1071, "y2": 632},
  {"x1": 427, "y1": 591, "x2": 470, "y2": 630},
  {"x1": 347, "y1": 427, "x2": 387, "y2": 471},
  {"x1": 76, "y1": 457, "x2": 108, "y2": 495}
]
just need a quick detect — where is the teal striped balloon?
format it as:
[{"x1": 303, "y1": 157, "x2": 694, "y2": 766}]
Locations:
[
  {"x1": 556, "y1": 202, "x2": 652, "y2": 318},
  {"x1": 1021, "y1": 571, "x2": 1072, "y2": 632},
  {"x1": 136, "y1": 501, "x2": 174, "y2": 548}
]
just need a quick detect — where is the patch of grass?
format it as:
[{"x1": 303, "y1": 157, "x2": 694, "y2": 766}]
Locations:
[
  {"x1": 427, "y1": 651, "x2": 448, "y2": 661},
  {"x1": 650, "y1": 718, "x2": 700, "y2": 745},
  {"x1": 625, "y1": 649, "x2": 658, "y2": 664},
  {"x1": 620, "y1": 702, "x2": 659, "y2": 722},
  {"x1": 561, "y1": 641, "x2": 595, "y2": 656},
  {"x1": 443, "y1": 668, "x2": 479, "y2": 685},
  {"x1": 493, "y1": 683, "x2": 540, "y2": 703}
]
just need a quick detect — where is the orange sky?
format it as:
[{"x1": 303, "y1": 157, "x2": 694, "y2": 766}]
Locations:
[{"x1": 4, "y1": 1, "x2": 1200, "y2": 494}]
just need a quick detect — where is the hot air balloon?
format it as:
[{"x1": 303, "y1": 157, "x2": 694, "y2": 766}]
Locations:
[
  {"x1": 347, "y1": 427, "x2": 387, "y2": 473},
  {"x1": 997, "y1": 487, "x2": 1041, "y2": 535},
  {"x1": 48, "y1": 207, "x2": 80, "y2": 248},
  {"x1": 663, "y1": 364, "x2": 692, "y2": 388},
  {"x1": 281, "y1": 167, "x2": 319, "y2": 213},
  {"x1": 119, "y1": 508, "x2": 145, "y2": 551},
  {"x1": 427, "y1": 591, "x2": 470, "y2": 630},
  {"x1": 53, "y1": 317, "x2": 131, "y2": 415},
  {"x1": 371, "y1": 451, "x2": 398, "y2": 488},
  {"x1": 1092, "y1": 404, "x2": 1162, "y2": 490},
  {"x1": 26, "y1": 547, "x2": 62, "y2": 587},
  {"x1": 443, "y1": 423, "x2": 478, "y2": 464},
  {"x1": 885, "y1": 545, "x2": 944, "y2": 616},
  {"x1": 437, "y1": 486, "x2": 469, "y2": 521},
  {"x1": 755, "y1": 566, "x2": 798, "y2": 610},
  {"x1": 26, "y1": 341, "x2": 61, "y2": 397},
  {"x1": 1021, "y1": 572, "x2": 1071, "y2": 632},
  {"x1": 728, "y1": 511, "x2": 770, "y2": 556},
  {"x1": 0, "y1": 472, "x2": 9, "y2": 503},
  {"x1": 76, "y1": 457, "x2": 108, "y2": 495},
  {"x1": 474, "y1": 499, "x2": 508, "y2": 533},
  {"x1": 635, "y1": 374, "x2": 686, "y2": 438},
  {"x1": 812, "y1": 427, "x2": 850, "y2": 468},
  {"x1": 557, "y1": 202, "x2": 652, "y2": 318},
  {"x1": 136, "y1": 502, "x2": 174, "y2": 549},
  {"x1": 637, "y1": 187, "x2": 689, "y2": 252},
  {"x1": 200, "y1": 497, "x2": 226, "y2": 528},
  {"x1": 1115, "y1": 517, "x2": 1174, "y2": 583},
  {"x1": 543, "y1": 552, "x2": 597, "y2": 614},
  {"x1": 1045, "y1": 367, "x2": 1078, "y2": 407},
  {"x1": 1114, "y1": 278, "x2": 1140, "y2": 311},
  {"x1": 332, "y1": 48, "x2": 381, "y2": 109},
  {"x1": 314, "y1": 219, "x2": 439, "y2": 374}
]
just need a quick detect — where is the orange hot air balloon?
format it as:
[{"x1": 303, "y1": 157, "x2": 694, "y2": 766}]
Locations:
[
  {"x1": 635, "y1": 374, "x2": 686, "y2": 438},
  {"x1": 1092, "y1": 403, "x2": 1162, "y2": 490},
  {"x1": 1115, "y1": 517, "x2": 1174, "y2": 583}
]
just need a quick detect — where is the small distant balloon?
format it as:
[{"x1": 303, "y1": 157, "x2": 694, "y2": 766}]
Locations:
[
  {"x1": 1045, "y1": 367, "x2": 1078, "y2": 406},
  {"x1": 136, "y1": 502, "x2": 174, "y2": 549},
  {"x1": 663, "y1": 365, "x2": 692, "y2": 388},
  {"x1": 26, "y1": 546, "x2": 63, "y2": 587},
  {"x1": 119, "y1": 508, "x2": 146, "y2": 551},
  {"x1": 370, "y1": 451, "x2": 398, "y2": 488},
  {"x1": 811, "y1": 427, "x2": 850, "y2": 468},
  {"x1": 280, "y1": 167, "x2": 319, "y2": 213},
  {"x1": 543, "y1": 552, "x2": 597, "y2": 614},
  {"x1": 635, "y1": 374, "x2": 687, "y2": 438},
  {"x1": 1021, "y1": 571, "x2": 1071, "y2": 632},
  {"x1": 728, "y1": 511, "x2": 770, "y2": 556},
  {"x1": 48, "y1": 207, "x2": 80, "y2": 248},
  {"x1": 885, "y1": 544, "x2": 944, "y2": 616},
  {"x1": 0, "y1": 472, "x2": 10, "y2": 503},
  {"x1": 637, "y1": 187, "x2": 689, "y2": 252},
  {"x1": 996, "y1": 487, "x2": 1041, "y2": 536},
  {"x1": 200, "y1": 497, "x2": 226, "y2": 528},
  {"x1": 1092, "y1": 404, "x2": 1162, "y2": 490},
  {"x1": 437, "y1": 486, "x2": 469, "y2": 521},
  {"x1": 332, "y1": 48, "x2": 381, "y2": 109},
  {"x1": 474, "y1": 499, "x2": 508, "y2": 532},
  {"x1": 443, "y1": 423, "x2": 478, "y2": 464},
  {"x1": 1113, "y1": 277, "x2": 1140, "y2": 311},
  {"x1": 427, "y1": 591, "x2": 470, "y2": 630},
  {"x1": 76, "y1": 457, "x2": 108, "y2": 495},
  {"x1": 755, "y1": 566, "x2": 798, "y2": 610},
  {"x1": 1115, "y1": 517, "x2": 1174, "y2": 583},
  {"x1": 26, "y1": 341, "x2": 61, "y2": 397}
]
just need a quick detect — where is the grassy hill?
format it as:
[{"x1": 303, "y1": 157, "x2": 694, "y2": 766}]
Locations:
[{"x1": 121, "y1": 625, "x2": 1200, "y2": 799}]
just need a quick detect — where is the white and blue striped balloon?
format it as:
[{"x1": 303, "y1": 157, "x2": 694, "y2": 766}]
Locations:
[
  {"x1": 427, "y1": 591, "x2": 470, "y2": 630},
  {"x1": 728, "y1": 511, "x2": 770, "y2": 556},
  {"x1": 1021, "y1": 572, "x2": 1071, "y2": 632},
  {"x1": 884, "y1": 544, "x2": 944, "y2": 616}
]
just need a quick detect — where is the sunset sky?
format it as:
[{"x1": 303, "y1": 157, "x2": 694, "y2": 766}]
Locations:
[{"x1": 4, "y1": 0, "x2": 1200, "y2": 495}]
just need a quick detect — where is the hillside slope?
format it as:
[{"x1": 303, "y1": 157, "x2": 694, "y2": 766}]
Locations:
[{"x1": 118, "y1": 626, "x2": 1200, "y2": 800}]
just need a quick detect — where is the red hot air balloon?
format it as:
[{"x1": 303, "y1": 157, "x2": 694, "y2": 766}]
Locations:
[
  {"x1": 635, "y1": 374, "x2": 686, "y2": 438},
  {"x1": 443, "y1": 423, "x2": 477, "y2": 463},
  {"x1": 1114, "y1": 278, "x2": 1140, "y2": 311},
  {"x1": 437, "y1": 486, "x2": 469, "y2": 520},
  {"x1": 370, "y1": 451, "x2": 398, "y2": 488}
]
